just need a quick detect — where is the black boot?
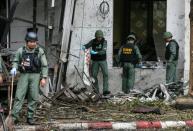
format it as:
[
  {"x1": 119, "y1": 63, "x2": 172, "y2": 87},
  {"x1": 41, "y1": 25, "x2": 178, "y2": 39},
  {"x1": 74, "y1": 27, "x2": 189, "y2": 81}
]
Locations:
[
  {"x1": 13, "y1": 118, "x2": 19, "y2": 125},
  {"x1": 103, "y1": 91, "x2": 111, "y2": 96},
  {"x1": 27, "y1": 118, "x2": 35, "y2": 125}
]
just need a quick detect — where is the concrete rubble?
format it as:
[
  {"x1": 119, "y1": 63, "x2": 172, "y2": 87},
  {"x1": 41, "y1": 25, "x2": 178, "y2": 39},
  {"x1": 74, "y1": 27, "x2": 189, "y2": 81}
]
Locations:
[{"x1": 1, "y1": 80, "x2": 193, "y2": 130}]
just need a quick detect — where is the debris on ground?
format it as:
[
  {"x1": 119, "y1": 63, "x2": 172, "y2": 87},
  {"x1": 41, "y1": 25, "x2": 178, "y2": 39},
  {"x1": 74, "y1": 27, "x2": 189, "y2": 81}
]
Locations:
[
  {"x1": 132, "y1": 105, "x2": 163, "y2": 115},
  {"x1": 35, "y1": 99, "x2": 193, "y2": 123},
  {"x1": 4, "y1": 80, "x2": 192, "y2": 129},
  {"x1": 129, "y1": 80, "x2": 187, "y2": 103}
]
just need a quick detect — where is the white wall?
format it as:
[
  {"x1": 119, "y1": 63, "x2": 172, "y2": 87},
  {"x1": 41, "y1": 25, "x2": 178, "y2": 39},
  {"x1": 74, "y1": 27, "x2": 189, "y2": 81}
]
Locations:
[
  {"x1": 184, "y1": 0, "x2": 191, "y2": 94},
  {"x1": 184, "y1": 0, "x2": 191, "y2": 82},
  {"x1": 66, "y1": 0, "x2": 113, "y2": 86},
  {"x1": 167, "y1": 0, "x2": 188, "y2": 79}
]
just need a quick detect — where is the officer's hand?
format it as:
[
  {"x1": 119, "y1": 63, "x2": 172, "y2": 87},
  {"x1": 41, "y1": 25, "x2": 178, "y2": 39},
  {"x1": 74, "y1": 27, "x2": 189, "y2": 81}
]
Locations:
[
  {"x1": 40, "y1": 78, "x2": 47, "y2": 87},
  {"x1": 81, "y1": 45, "x2": 86, "y2": 51},
  {"x1": 90, "y1": 50, "x2": 98, "y2": 55},
  {"x1": 10, "y1": 67, "x2": 17, "y2": 76},
  {"x1": 0, "y1": 74, "x2": 3, "y2": 84}
]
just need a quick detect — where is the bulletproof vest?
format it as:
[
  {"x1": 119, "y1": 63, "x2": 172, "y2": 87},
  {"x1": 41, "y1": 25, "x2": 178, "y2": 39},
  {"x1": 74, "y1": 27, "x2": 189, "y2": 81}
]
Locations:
[
  {"x1": 19, "y1": 46, "x2": 41, "y2": 73},
  {"x1": 91, "y1": 38, "x2": 106, "y2": 61},
  {"x1": 120, "y1": 43, "x2": 137, "y2": 64},
  {"x1": 165, "y1": 40, "x2": 179, "y2": 61}
]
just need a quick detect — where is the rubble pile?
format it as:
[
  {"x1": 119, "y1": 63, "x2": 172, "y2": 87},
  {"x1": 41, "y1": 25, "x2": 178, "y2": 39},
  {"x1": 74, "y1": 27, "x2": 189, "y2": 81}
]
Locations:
[
  {"x1": 50, "y1": 84, "x2": 100, "y2": 103},
  {"x1": 32, "y1": 95, "x2": 193, "y2": 124},
  {"x1": 14, "y1": 81, "x2": 193, "y2": 126},
  {"x1": 131, "y1": 80, "x2": 186, "y2": 103}
]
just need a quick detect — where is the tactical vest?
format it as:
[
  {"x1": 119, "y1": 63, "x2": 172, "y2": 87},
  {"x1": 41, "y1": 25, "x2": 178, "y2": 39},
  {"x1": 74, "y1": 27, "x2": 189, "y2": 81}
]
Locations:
[
  {"x1": 120, "y1": 43, "x2": 137, "y2": 64},
  {"x1": 91, "y1": 39, "x2": 106, "y2": 61},
  {"x1": 165, "y1": 40, "x2": 179, "y2": 61},
  {"x1": 19, "y1": 46, "x2": 41, "y2": 73}
]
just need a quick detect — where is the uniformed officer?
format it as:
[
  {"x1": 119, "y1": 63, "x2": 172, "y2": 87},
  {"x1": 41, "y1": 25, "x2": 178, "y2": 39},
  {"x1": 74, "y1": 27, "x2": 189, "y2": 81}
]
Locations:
[
  {"x1": 82, "y1": 30, "x2": 110, "y2": 95},
  {"x1": 118, "y1": 34, "x2": 142, "y2": 93},
  {"x1": 11, "y1": 31, "x2": 48, "y2": 125},
  {"x1": 163, "y1": 32, "x2": 179, "y2": 84}
]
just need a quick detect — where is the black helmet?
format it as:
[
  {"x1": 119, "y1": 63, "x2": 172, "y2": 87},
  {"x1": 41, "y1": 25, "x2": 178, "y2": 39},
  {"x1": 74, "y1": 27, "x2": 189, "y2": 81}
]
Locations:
[{"x1": 25, "y1": 32, "x2": 38, "y2": 41}]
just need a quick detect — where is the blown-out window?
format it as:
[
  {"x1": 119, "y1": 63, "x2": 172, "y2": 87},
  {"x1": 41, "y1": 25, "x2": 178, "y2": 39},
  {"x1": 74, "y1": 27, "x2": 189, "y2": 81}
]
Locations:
[
  {"x1": 0, "y1": 0, "x2": 10, "y2": 48},
  {"x1": 113, "y1": 0, "x2": 166, "y2": 66}
]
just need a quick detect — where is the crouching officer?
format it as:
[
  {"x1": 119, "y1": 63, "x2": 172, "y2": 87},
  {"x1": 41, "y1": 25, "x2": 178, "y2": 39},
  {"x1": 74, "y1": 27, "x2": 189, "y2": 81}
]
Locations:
[
  {"x1": 11, "y1": 31, "x2": 48, "y2": 125},
  {"x1": 118, "y1": 34, "x2": 142, "y2": 94},
  {"x1": 82, "y1": 30, "x2": 110, "y2": 95},
  {"x1": 163, "y1": 32, "x2": 179, "y2": 84}
]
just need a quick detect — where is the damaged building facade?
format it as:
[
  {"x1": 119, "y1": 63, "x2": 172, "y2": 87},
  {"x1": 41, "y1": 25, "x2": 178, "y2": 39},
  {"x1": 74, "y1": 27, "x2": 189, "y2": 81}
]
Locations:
[
  {"x1": 63, "y1": 0, "x2": 191, "y2": 94},
  {"x1": 0, "y1": 0, "x2": 191, "y2": 94}
]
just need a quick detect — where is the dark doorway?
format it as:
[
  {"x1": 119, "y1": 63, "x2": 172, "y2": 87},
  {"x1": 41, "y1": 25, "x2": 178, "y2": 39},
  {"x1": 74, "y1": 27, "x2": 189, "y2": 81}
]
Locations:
[
  {"x1": 0, "y1": 0, "x2": 10, "y2": 48},
  {"x1": 113, "y1": 0, "x2": 166, "y2": 66},
  {"x1": 0, "y1": 0, "x2": 7, "y2": 43}
]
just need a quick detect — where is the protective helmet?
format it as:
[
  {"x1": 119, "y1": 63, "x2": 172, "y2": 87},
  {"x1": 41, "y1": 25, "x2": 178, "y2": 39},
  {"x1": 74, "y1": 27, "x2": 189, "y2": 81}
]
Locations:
[
  {"x1": 163, "y1": 32, "x2": 173, "y2": 39},
  {"x1": 127, "y1": 34, "x2": 136, "y2": 40},
  {"x1": 25, "y1": 32, "x2": 38, "y2": 41},
  {"x1": 95, "y1": 30, "x2": 104, "y2": 38}
]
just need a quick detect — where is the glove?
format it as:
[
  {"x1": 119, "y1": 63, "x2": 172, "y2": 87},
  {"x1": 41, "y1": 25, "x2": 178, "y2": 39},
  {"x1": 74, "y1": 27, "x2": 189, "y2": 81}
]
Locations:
[
  {"x1": 40, "y1": 78, "x2": 47, "y2": 87},
  {"x1": 10, "y1": 67, "x2": 17, "y2": 76},
  {"x1": 90, "y1": 50, "x2": 98, "y2": 55},
  {"x1": 81, "y1": 45, "x2": 86, "y2": 51}
]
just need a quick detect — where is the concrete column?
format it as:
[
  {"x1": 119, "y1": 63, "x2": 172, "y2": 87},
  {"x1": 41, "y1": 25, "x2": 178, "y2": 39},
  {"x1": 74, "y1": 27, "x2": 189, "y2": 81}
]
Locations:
[
  {"x1": 184, "y1": 0, "x2": 191, "y2": 94},
  {"x1": 167, "y1": 0, "x2": 187, "y2": 80}
]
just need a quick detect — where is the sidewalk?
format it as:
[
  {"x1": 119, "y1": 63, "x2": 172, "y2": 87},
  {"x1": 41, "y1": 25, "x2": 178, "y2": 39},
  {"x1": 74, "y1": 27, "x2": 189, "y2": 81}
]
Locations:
[{"x1": 14, "y1": 120, "x2": 193, "y2": 130}]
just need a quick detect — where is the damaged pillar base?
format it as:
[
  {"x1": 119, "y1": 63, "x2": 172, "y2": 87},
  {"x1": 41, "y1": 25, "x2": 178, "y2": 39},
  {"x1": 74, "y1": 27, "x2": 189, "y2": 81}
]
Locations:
[{"x1": 175, "y1": 96, "x2": 193, "y2": 110}]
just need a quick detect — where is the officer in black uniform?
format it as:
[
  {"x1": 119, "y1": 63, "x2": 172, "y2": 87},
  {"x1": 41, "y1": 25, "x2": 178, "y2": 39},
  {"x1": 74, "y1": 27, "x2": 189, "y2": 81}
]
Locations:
[
  {"x1": 82, "y1": 30, "x2": 110, "y2": 95},
  {"x1": 118, "y1": 34, "x2": 142, "y2": 93}
]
